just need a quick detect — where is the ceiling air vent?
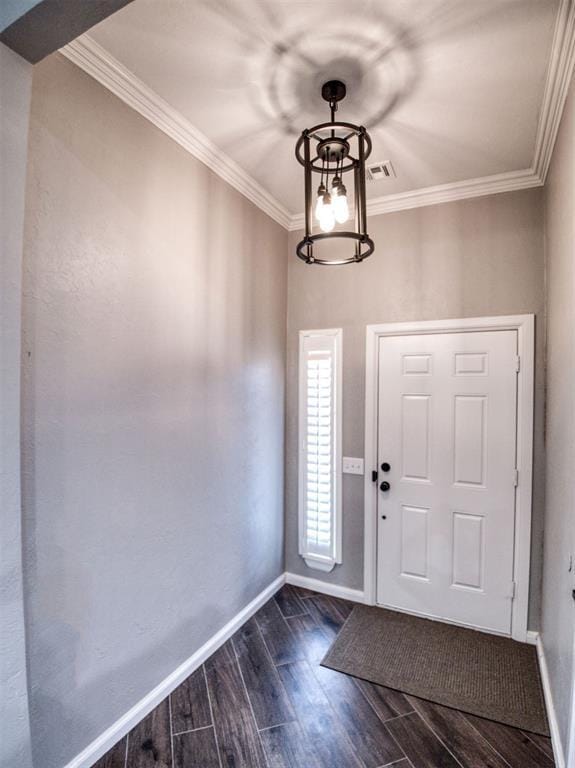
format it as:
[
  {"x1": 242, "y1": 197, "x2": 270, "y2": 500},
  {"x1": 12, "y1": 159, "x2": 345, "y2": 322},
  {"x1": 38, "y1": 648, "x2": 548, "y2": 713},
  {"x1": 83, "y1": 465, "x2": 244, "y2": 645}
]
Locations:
[{"x1": 366, "y1": 160, "x2": 396, "y2": 182}]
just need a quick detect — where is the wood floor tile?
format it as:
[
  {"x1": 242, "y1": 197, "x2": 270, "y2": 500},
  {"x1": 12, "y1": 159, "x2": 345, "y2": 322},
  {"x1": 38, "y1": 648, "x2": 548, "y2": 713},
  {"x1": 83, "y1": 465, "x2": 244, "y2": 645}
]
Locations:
[
  {"x1": 173, "y1": 726, "x2": 220, "y2": 768},
  {"x1": 127, "y1": 700, "x2": 172, "y2": 768},
  {"x1": 289, "y1": 585, "x2": 318, "y2": 600},
  {"x1": 231, "y1": 617, "x2": 295, "y2": 729},
  {"x1": 274, "y1": 585, "x2": 309, "y2": 618},
  {"x1": 314, "y1": 664, "x2": 404, "y2": 768},
  {"x1": 305, "y1": 595, "x2": 347, "y2": 640},
  {"x1": 329, "y1": 597, "x2": 355, "y2": 619},
  {"x1": 386, "y1": 711, "x2": 462, "y2": 768},
  {"x1": 408, "y1": 696, "x2": 509, "y2": 767},
  {"x1": 277, "y1": 661, "x2": 362, "y2": 768},
  {"x1": 353, "y1": 678, "x2": 414, "y2": 722},
  {"x1": 170, "y1": 667, "x2": 212, "y2": 734},
  {"x1": 256, "y1": 598, "x2": 285, "y2": 626},
  {"x1": 255, "y1": 601, "x2": 304, "y2": 666},
  {"x1": 285, "y1": 614, "x2": 332, "y2": 665},
  {"x1": 92, "y1": 737, "x2": 127, "y2": 768},
  {"x1": 260, "y1": 721, "x2": 321, "y2": 768},
  {"x1": 523, "y1": 730, "x2": 555, "y2": 761},
  {"x1": 466, "y1": 714, "x2": 555, "y2": 768},
  {"x1": 204, "y1": 640, "x2": 267, "y2": 768}
]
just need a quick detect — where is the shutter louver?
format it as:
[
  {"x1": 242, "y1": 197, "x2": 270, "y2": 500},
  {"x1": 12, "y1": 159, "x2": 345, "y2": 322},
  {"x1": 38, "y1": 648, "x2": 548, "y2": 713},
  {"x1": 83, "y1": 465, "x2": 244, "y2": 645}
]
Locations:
[{"x1": 298, "y1": 330, "x2": 342, "y2": 571}]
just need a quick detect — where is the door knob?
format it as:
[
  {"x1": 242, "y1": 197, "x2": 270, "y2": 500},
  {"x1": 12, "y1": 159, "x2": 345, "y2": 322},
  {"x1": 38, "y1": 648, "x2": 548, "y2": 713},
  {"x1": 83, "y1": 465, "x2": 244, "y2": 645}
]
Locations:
[
  {"x1": 379, "y1": 481, "x2": 390, "y2": 492},
  {"x1": 381, "y1": 462, "x2": 391, "y2": 472}
]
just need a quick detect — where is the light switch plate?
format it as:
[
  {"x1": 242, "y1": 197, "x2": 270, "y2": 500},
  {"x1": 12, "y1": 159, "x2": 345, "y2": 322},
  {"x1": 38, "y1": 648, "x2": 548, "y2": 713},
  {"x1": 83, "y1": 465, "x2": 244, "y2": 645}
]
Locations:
[{"x1": 343, "y1": 457, "x2": 364, "y2": 475}]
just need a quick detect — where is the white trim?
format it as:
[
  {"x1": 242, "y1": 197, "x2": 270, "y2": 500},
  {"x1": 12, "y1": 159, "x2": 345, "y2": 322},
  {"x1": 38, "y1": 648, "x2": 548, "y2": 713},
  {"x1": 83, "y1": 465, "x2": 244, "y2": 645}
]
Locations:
[
  {"x1": 533, "y1": 0, "x2": 575, "y2": 183},
  {"x1": 526, "y1": 630, "x2": 539, "y2": 646},
  {"x1": 535, "y1": 633, "x2": 566, "y2": 768},
  {"x1": 568, "y1": 657, "x2": 575, "y2": 768},
  {"x1": 359, "y1": 169, "x2": 542, "y2": 219},
  {"x1": 62, "y1": 574, "x2": 285, "y2": 768},
  {"x1": 285, "y1": 571, "x2": 366, "y2": 604},
  {"x1": 568, "y1": 612, "x2": 575, "y2": 768},
  {"x1": 59, "y1": 36, "x2": 292, "y2": 230},
  {"x1": 61, "y1": 2, "x2": 575, "y2": 232},
  {"x1": 288, "y1": 169, "x2": 542, "y2": 231},
  {"x1": 298, "y1": 328, "x2": 343, "y2": 572},
  {"x1": 363, "y1": 315, "x2": 535, "y2": 643}
]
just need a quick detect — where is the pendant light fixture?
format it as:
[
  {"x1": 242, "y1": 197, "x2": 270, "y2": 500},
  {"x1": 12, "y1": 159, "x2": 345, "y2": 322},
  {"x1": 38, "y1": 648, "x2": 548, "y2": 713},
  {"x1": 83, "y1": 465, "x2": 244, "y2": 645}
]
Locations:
[{"x1": 295, "y1": 80, "x2": 374, "y2": 265}]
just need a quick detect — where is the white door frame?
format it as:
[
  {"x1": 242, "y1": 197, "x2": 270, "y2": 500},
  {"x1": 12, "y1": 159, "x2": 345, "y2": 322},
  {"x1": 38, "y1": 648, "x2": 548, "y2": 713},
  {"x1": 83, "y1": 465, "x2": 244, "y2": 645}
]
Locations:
[
  {"x1": 567, "y1": 666, "x2": 575, "y2": 768},
  {"x1": 363, "y1": 314, "x2": 535, "y2": 643}
]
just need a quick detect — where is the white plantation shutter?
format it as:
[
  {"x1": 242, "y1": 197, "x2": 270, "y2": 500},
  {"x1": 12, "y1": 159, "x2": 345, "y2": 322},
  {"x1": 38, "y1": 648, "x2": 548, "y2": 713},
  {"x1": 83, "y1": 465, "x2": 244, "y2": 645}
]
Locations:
[{"x1": 298, "y1": 329, "x2": 342, "y2": 571}]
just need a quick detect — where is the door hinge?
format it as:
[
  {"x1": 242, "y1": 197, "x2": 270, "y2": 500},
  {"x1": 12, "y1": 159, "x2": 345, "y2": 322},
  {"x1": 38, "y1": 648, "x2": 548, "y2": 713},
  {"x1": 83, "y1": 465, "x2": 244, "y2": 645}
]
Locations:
[
  {"x1": 515, "y1": 355, "x2": 521, "y2": 373},
  {"x1": 371, "y1": 470, "x2": 378, "y2": 483},
  {"x1": 508, "y1": 581, "x2": 516, "y2": 599},
  {"x1": 513, "y1": 468, "x2": 519, "y2": 487}
]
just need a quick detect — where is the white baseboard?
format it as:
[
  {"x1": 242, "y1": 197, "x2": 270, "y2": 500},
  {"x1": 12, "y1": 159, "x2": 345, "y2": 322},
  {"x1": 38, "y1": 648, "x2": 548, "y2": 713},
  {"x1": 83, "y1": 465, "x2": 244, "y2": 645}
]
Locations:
[
  {"x1": 526, "y1": 630, "x2": 539, "y2": 646},
  {"x1": 285, "y1": 571, "x2": 366, "y2": 604},
  {"x1": 63, "y1": 573, "x2": 285, "y2": 768},
  {"x1": 534, "y1": 632, "x2": 566, "y2": 768}
]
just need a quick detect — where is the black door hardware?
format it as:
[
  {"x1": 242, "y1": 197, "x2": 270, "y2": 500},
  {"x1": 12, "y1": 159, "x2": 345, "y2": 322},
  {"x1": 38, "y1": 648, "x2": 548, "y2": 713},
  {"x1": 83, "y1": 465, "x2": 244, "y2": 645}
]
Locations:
[
  {"x1": 379, "y1": 481, "x2": 390, "y2": 492},
  {"x1": 381, "y1": 515, "x2": 387, "y2": 520},
  {"x1": 371, "y1": 470, "x2": 378, "y2": 483},
  {"x1": 381, "y1": 462, "x2": 391, "y2": 472}
]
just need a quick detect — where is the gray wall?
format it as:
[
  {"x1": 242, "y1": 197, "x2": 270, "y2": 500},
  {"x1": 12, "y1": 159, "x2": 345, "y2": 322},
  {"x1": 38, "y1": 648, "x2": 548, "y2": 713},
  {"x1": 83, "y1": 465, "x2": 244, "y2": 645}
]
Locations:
[
  {"x1": 286, "y1": 188, "x2": 546, "y2": 629},
  {"x1": 541, "y1": 74, "x2": 575, "y2": 755},
  {"x1": 0, "y1": 41, "x2": 33, "y2": 768},
  {"x1": 22, "y1": 53, "x2": 287, "y2": 768}
]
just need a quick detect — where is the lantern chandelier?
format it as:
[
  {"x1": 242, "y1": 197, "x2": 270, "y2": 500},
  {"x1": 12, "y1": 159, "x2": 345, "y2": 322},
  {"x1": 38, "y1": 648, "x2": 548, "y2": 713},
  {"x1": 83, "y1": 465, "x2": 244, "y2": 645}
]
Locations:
[{"x1": 295, "y1": 80, "x2": 374, "y2": 265}]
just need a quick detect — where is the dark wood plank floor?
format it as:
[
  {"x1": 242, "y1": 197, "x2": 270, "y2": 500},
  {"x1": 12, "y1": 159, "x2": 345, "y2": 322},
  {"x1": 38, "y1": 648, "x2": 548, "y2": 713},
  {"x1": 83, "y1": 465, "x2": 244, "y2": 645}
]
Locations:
[{"x1": 93, "y1": 586, "x2": 555, "y2": 768}]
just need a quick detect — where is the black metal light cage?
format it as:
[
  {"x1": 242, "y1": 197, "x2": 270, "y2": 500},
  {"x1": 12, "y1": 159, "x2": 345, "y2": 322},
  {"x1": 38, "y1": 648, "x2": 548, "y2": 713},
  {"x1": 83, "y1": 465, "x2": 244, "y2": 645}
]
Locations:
[{"x1": 295, "y1": 81, "x2": 375, "y2": 265}]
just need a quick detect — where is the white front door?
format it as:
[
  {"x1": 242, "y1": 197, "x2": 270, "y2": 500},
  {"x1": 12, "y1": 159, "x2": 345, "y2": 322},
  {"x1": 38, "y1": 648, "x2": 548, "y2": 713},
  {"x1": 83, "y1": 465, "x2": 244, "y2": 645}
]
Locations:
[{"x1": 376, "y1": 330, "x2": 518, "y2": 635}]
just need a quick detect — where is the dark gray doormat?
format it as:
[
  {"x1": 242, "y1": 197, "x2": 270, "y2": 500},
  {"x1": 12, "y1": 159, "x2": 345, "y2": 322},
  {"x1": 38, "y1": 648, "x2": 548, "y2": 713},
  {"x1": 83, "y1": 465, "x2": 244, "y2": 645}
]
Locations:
[{"x1": 321, "y1": 605, "x2": 549, "y2": 736}]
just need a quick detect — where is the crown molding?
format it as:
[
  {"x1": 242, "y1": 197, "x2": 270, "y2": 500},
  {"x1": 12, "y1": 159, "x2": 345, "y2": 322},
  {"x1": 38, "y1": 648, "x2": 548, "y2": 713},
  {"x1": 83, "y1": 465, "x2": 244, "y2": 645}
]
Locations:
[
  {"x1": 288, "y1": 168, "x2": 542, "y2": 230},
  {"x1": 60, "y1": 36, "x2": 293, "y2": 230},
  {"x1": 532, "y1": 0, "x2": 575, "y2": 183},
  {"x1": 62, "y1": 0, "x2": 574, "y2": 232}
]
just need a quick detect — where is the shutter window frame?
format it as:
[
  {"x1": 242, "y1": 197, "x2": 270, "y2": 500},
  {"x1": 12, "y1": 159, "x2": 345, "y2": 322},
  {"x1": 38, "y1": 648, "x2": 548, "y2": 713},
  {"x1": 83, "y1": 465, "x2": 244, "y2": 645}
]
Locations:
[{"x1": 298, "y1": 328, "x2": 342, "y2": 572}]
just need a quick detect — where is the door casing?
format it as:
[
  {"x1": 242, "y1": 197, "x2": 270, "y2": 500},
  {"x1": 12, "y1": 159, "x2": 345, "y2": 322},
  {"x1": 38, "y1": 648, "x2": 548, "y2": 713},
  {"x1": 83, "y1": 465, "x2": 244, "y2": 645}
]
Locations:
[{"x1": 363, "y1": 315, "x2": 535, "y2": 642}]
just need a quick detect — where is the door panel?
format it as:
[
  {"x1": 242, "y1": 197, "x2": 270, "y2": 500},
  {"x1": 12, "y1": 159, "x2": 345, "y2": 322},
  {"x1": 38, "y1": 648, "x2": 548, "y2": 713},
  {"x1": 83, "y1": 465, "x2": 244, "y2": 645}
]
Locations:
[
  {"x1": 453, "y1": 395, "x2": 486, "y2": 486},
  {"x1": 401, "y1": 395, "x2": 431, "y2": 481},
  {"x1": 452, "y1": 512, "x2": 483, "y2": 590},
  {"x1": 376, "y1": 330, "x2": 517, "y2": 635},
  {"x1": 400, "y1": 505, "x2": 429, "y2": 580}
]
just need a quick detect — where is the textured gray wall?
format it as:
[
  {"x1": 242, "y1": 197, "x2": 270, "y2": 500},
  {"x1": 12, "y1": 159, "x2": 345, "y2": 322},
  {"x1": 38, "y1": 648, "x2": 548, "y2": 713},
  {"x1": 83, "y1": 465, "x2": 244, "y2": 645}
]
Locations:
[
  {"x1": 542, "y1": 74, "x2": 575, "y2": 755},
  {"x1": 0, "y1": 41, "x2": 33, "y2": 768},
  {"x1": 22, "y1": 54, "x2": 287, "y2": 768},
  {"x1": 286, "y1": 188, "x2": 546, "y2": 629}
]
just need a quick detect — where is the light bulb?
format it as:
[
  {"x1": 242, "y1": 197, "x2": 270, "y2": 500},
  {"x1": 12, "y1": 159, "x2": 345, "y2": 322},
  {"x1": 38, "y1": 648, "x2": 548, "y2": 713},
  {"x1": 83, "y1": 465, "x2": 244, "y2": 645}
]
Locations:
[
  {"x1": 314, "y1": 183, "x2": 326, "y2": 222},
  {"x1": 332, "y1": 187, "x2": 349, "y2": 224},
  {"x1": 319, "y1": 200, "x2": 335, "y2": 232}
]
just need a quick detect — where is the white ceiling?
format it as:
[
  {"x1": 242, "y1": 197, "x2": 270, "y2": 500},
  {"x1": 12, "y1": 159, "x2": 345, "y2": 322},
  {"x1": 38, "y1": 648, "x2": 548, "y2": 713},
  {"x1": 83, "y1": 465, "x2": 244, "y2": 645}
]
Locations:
[{"x1": 88, "y1": 0, "x2": 560, "y2": 217}]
